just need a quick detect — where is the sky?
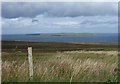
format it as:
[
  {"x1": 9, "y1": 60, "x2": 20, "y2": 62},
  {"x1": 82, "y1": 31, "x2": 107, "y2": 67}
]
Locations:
[{"x1": 1, "y1": 2, "x2": 118, "y2": 34}]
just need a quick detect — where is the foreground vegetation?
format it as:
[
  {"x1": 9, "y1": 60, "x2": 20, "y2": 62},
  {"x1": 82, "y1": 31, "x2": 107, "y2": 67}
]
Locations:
[{"x1": 2, "y1": 41, "x2": 119, "y2": 82}]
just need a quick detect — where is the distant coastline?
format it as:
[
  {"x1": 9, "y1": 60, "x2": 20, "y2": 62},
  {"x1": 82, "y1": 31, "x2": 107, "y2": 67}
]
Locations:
[{"x1": 26, "y1": 33, "x2": 97, "y2": 36}]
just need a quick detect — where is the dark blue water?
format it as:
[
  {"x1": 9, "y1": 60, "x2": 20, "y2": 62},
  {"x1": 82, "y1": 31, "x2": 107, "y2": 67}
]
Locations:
[{"x1": 2, "y1": 33, "x2": 118, "y2": 43}]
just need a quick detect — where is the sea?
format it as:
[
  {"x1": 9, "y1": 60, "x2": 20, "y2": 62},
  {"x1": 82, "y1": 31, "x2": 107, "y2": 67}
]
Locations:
[{"x1": 2, "y1": 33, "x2": 118, "y2": 43}]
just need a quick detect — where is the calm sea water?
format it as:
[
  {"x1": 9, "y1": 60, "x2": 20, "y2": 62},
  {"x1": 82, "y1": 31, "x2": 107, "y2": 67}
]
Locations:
[{"x1": 2, "y1": 33, "x2": 118, "y2": 43}]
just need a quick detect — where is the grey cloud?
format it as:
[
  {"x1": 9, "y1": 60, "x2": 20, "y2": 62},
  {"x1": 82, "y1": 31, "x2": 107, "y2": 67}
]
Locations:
[
  {"x1": 2, "y1": 15, "x2": 117, "y2": 34},
  {"x1": 118, "y1": 2, "x2": 120, "y2": 16},
  {"x1": 2, "y1": 2, "x2": 117, "y2": 18},
  {"x1": 81, "y1": 20, "x2": 117, "y2": 25},
  {"x1": 32, "y1": 19, "x2": 39, "y2": 23}
]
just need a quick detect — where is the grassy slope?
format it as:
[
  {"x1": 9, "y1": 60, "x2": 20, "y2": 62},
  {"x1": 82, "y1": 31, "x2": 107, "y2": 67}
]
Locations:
[
  {"x1": 2, "y1": 41, "x2": 118, "y2": 52},
  {"x1": 2, "y1": 41, "x2": 119, "y2": 82}
]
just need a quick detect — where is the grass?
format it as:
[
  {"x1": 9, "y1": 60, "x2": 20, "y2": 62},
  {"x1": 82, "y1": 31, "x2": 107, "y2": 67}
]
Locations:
[{"x1": 2, "y1": 49, "x2": 118, "y2": 82}]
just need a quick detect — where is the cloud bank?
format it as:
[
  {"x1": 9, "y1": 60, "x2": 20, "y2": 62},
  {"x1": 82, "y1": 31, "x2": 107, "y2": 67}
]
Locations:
[
  {"x1": 1, "y1": 2, "x2": 118, "y2": 34},
  {"x1": 2, "y1": 2, "x2": 117, "y2": 18}
]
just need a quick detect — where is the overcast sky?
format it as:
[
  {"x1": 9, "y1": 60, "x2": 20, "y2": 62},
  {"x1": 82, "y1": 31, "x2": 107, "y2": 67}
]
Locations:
[{"x1": 1, "y1": 2, "x2": 118, "y2": 34}]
